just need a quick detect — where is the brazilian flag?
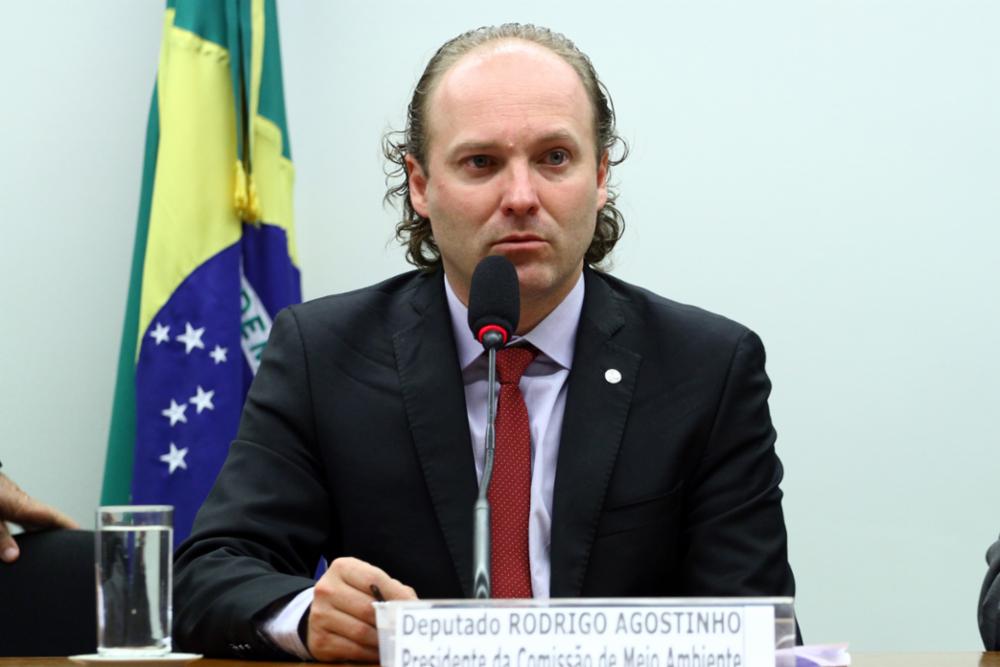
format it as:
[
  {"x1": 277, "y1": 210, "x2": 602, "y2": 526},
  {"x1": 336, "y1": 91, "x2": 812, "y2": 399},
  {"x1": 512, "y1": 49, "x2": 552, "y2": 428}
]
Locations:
[{"x1": 102, "y1": 0, "x2": 300, "y2": 541}]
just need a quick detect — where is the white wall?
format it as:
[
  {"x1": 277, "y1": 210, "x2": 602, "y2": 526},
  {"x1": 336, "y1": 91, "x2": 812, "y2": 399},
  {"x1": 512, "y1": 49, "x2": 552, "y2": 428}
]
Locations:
[
  {"x1": 0, "y1": 1, "x2": 163, "y2": 540},
  {"x1": 1, "y1": 0, "x2": 998, "y2": 652}
]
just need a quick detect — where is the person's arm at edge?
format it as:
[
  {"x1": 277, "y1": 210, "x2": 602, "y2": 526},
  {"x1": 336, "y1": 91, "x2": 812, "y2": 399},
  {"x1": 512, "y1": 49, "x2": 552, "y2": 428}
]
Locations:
[
  {"x1": 979, "y1": 535, "x2": 1000, "y2": 650},
  {"x1": 0, "y1": 462, "x2": 79, "y2": 563}
]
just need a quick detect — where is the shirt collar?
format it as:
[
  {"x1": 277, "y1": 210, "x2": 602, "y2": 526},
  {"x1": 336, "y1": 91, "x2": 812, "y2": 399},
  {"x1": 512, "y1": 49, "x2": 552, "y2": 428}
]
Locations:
[{"x1": 445, "y1": 271, "x2": 584, "y2": 372}]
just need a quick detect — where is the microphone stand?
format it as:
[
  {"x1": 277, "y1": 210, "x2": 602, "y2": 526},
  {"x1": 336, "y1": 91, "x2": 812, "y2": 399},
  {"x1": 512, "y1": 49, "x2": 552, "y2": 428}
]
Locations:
[{"x1": 472, "y1": 346, "x2": 498, "y2": 599}]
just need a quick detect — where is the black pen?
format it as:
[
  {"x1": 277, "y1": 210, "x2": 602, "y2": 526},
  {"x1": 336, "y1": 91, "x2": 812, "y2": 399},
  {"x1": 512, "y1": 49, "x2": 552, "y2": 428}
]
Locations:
[{"x1": 370, "y1": 584, "x2": 386, "y2": 602}]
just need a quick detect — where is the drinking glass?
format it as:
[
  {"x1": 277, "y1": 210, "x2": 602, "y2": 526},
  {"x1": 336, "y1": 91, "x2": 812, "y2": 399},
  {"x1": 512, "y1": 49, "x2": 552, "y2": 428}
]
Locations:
[{"x1": 95, "y1": 505, "x2": 173, "y2": 656}]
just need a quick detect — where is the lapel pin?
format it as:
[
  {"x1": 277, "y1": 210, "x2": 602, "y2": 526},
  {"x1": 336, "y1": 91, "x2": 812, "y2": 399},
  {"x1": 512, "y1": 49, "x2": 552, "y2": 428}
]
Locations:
[{"x1": 604, "y1": 368, "x2": 622, "y2": 384}]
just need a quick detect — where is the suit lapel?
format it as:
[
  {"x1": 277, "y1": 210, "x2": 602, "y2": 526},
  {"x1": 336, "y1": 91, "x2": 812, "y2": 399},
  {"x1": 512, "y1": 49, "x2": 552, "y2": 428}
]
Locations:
[
  {"x1": 393, "y1": 272, "x2": 478, "y2": 597},
  {"x1": 550, "y1": 270, "x2": 642, "y2": 597}
]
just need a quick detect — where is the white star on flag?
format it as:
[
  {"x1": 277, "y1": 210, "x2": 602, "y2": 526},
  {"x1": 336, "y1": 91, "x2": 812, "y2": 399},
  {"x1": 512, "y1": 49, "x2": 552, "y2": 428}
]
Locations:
[
  {"x1": 159, "y1": 442, "x2": 189, "y2": 474},
  {"x1": 176, "y1": 322, "x2": 206, "y2": 354},
  {"x1": 161, "y1": 399, "x2": 188, "y2": 426},
  {"x1": 150, "y1": 322, "x2": 170, "y2": 345},
  {"x1": 209, "y1": 345, "x2": 228, "y2": 364},
  {"x1": 189, "y1": 385, "x2": 215, "y2": 414}
]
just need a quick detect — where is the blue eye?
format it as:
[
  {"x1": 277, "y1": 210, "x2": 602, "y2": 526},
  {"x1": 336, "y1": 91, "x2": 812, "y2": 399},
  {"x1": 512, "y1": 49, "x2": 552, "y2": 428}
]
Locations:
[
  {"x1": 546, "y1": 150, "x2": 568, "y2": 165},
  {"x1": 468, "y1": 155, "x2": 492, "y2": 169}
]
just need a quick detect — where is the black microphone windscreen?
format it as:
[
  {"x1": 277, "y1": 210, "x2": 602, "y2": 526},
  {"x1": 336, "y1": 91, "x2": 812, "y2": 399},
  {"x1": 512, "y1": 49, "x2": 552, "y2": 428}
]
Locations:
[{"x1": 467, "y1": 255, "x2": 520, "y2": 347}]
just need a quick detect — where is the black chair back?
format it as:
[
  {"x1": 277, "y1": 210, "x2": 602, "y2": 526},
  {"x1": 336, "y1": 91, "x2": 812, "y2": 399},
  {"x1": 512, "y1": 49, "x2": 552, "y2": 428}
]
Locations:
[{"x1": 0, "y1": 529, "x2": 96, "y2": 656}]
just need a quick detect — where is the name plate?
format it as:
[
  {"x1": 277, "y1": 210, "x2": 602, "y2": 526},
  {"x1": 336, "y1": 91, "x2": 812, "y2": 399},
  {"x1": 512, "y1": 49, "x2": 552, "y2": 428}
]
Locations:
[{"x1": 376, "y1": 600, "x2": 787, "y2": 667}]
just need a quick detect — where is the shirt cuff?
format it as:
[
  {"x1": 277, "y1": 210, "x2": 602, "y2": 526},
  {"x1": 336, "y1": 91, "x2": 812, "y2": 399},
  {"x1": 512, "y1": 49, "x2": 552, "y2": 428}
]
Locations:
[{"x1": 261, "y1": 586, "x2": 315, "y2": 660}]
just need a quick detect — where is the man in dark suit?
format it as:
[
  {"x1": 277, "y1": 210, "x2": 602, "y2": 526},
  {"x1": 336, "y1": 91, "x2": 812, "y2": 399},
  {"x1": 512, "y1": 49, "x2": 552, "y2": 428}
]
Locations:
[
  {"x1": 174, "y1": 23, "x2": 796, "y2": 662},
  {"x1": 980, "y1": 535, "x2": 1000, "y2": 649}
]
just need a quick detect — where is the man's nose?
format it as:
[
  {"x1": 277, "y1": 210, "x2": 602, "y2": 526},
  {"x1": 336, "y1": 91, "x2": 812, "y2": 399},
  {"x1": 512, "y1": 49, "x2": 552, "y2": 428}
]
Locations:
[{"x1": 500, "y1": 162, "x2": 540, "y2": 218}]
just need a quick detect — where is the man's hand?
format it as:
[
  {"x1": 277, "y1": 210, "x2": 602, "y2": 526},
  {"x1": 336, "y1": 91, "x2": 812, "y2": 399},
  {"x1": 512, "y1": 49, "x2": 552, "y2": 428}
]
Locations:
[
  {"x1": 0, "y1": 472, "x2": 79, "y2": 563},
  {"x1": 307, "y1": 556, "x2": 418, "y2": 662}
]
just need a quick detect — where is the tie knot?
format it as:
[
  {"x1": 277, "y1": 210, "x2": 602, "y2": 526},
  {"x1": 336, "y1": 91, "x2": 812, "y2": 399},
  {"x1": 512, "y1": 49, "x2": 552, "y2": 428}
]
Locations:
[{"x1": 495, "y1": 345, "x2": 538, "y2": 385}]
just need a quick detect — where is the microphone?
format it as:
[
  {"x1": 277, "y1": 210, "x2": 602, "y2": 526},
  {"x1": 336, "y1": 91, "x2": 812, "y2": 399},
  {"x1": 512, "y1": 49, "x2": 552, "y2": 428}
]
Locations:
[
  {"x1": 467, "y1": 255, "x2": 520, "y2": 599},
  {"x1": 468, "y1": 255, "x2": 520, "y2": 350}
]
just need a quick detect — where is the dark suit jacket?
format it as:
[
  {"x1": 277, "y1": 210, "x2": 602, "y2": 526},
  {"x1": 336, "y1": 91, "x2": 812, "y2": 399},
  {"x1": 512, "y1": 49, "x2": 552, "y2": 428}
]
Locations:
[
  {"x1": 980, "y1": 535, "x2": 1000, "y2": 649},
  {"x1": 173, "y1": 268, "x2": 795, "y2": 658}
]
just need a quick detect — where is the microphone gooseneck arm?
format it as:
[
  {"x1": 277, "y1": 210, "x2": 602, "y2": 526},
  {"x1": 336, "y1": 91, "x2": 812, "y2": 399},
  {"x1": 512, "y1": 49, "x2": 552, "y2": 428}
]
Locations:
[
  {"x1": 473, "y1": 346, "x2": 499, "y2": 599},
  {"x1": 467, "y1": 255, "x2": 519, "y2": 601},
  {"x1": 482, "y1": 346, "x2": 499, "y2": 498}
]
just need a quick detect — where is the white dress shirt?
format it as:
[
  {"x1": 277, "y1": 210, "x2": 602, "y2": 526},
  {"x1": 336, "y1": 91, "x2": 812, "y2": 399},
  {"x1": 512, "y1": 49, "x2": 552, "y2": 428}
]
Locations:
[
  {"x1": 263, "y1": 272, "x2": 585, "y2": 658},
  {"x1": 445, "y1": 273, "x2": 583, "y2": 598}
]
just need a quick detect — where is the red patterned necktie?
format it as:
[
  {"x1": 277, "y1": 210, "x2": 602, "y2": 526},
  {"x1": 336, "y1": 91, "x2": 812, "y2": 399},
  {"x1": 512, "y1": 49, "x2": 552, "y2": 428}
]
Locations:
[{"x1": 489, "y1": 344, "x2": 539, "y2": 598}]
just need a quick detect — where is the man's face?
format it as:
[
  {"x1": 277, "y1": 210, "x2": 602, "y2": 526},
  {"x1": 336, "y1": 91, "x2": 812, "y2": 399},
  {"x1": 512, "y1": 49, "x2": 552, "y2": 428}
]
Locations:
[{"x1": 407, "y1": 41, "x2": 608, "y2": 326}]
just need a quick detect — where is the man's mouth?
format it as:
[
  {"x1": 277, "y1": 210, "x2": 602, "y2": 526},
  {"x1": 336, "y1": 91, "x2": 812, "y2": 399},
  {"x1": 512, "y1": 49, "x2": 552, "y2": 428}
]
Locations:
[{"x1": 492, "y1": 234, "x2": 546, "y2": 251}]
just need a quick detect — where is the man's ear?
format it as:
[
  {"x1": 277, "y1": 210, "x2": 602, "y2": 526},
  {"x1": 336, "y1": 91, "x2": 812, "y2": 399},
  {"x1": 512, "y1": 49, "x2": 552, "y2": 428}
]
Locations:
[
  {"x1": 596, "y1": 150, "x2": 609, "y2": 210},
  {"x1": 406, "y1": 155, "x2": 430, "y2": 218}
]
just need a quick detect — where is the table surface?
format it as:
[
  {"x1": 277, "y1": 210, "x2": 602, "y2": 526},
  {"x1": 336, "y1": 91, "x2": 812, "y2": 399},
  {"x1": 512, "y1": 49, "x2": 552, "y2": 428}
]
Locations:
[{"x1": 2, "y1": 654, "x2": 999, "y2": 667}]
